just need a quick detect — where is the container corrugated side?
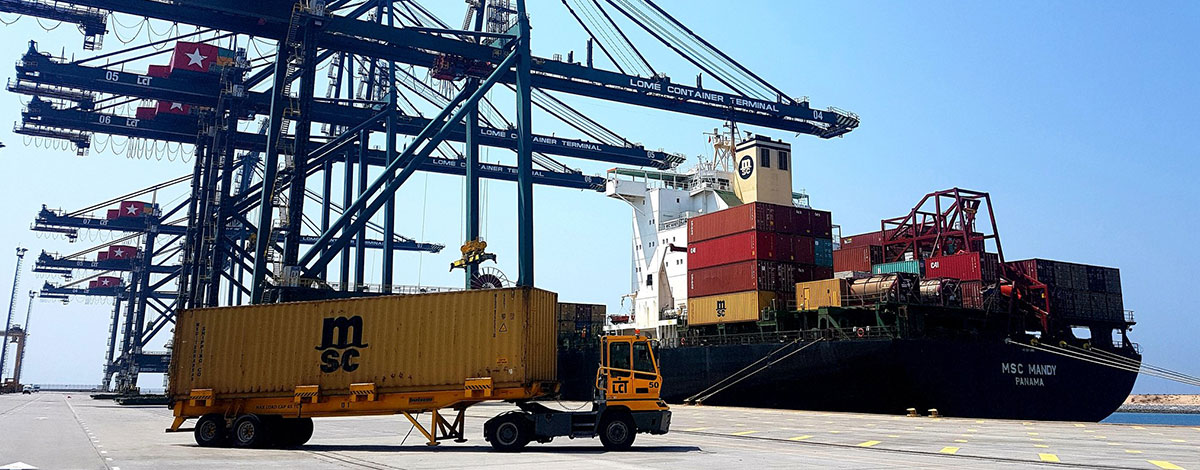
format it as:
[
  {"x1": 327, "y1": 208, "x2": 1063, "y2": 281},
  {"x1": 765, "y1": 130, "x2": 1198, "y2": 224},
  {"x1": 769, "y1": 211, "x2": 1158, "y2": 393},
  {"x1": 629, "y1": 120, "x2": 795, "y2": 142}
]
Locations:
[
  {"x1": 688, "y1": 260, "x2": 790, "y2": 297},
  {"x1": 687, "y1": 202, "x2": 790, "y2": 242},
  {"x1": 872, "y1": 260, "x2": 923, "y2": 276},
  {"x1": 796, "y1": 279, "x2": 846, "y2": 310},
  {"x1": 688, "y1": 230, "x2": 776, "y2": 269},
  {"x1": 833, "y1": 245, "x2": 883, "y2": 272},
  {"x1": 686, "y1": 291, "x2": 776, "y2": 325},
  {"x1": 168, "y1": 287, "x2": 557, "y2": 400},
  {"x1": 925, "y1": 252, "x2": 999, "y2": 282}
]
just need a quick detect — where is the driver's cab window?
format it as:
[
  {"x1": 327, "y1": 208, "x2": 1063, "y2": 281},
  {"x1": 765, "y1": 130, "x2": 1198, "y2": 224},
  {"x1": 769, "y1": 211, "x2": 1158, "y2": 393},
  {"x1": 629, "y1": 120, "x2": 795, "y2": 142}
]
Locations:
[
  {"x1": 633, "y1": 341, "x2": 655, "y2": 373},
  {"x1": 609, "y1": 341, "x2": 631, "y2": 377}
]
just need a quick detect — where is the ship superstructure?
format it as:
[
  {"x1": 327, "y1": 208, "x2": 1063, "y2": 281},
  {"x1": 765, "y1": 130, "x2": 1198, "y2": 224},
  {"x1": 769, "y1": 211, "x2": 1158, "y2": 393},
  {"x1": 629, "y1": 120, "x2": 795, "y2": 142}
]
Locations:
[{"x1": 605, "y1": 132, "x2": 810, "y2": 342}]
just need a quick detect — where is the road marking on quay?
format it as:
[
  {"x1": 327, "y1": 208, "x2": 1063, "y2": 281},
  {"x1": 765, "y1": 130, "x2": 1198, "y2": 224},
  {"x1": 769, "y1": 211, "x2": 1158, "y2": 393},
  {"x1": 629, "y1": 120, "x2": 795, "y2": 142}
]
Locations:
[
  {"x1": 856, "y1": 441, "x2": 881, "y2": 447},
  {"x1": 1038, "y1": 453, "x2": 1060, "y2": 462},
  {"x1": 1034, "y1": 445, "x2": 1050, "y2": 448},
  {"x1": 730, "y1": 431, "x2": 759, "y2": 436},
  {"x1": 682, "y1": 427, "x2": 710, "y2": 432},
  {"x1": 1169, "y1": 439, "x2": 1186, "y2": 443},
  {"x1": 1147, "y1": 461, "x2": 1184, "y2": 470},
  {"x1": 788, "y1": 435, "x2": 812, "y2": 441},
  {"x1": 939, "y1": 447, "x2": 959, "y2": 454},
  {"x1": 1132, "y1": 426, "x2": 1147, "y2": 430},
  {"x1": 954, "y1": 439, "x2": 968, "y2": 443},
  {"x1": 1125, "y1": 450, "x2": 1143, "y2": 454}
]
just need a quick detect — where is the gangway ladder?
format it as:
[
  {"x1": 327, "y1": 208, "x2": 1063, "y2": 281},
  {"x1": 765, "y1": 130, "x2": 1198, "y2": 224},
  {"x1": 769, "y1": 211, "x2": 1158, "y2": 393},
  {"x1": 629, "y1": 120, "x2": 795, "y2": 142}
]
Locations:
[
  {"x1": 684, "y1": 337, "x2": 823, "y2": 405},
  {"x1": 266, "y1": 0, "x2": 311, "y2": 278}
]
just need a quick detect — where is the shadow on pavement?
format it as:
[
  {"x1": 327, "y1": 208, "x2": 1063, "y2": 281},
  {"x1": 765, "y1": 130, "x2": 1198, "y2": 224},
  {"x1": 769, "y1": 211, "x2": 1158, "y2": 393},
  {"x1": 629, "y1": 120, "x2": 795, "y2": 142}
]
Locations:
[{"x1": 297, "y1": 444, "x2": 702, "y2": 454}]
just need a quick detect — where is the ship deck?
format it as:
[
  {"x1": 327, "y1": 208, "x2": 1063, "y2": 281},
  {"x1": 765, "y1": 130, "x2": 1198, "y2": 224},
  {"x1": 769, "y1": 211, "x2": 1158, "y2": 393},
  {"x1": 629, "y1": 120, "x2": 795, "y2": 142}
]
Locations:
[{"x1": 2, "y1": 392, "x2": 1196, "y2": 469}]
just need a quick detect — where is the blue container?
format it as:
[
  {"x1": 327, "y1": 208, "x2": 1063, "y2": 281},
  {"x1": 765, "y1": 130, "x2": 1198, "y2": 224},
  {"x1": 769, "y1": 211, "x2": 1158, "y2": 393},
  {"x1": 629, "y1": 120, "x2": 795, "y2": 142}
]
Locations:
[
  {"x1": 814, "y1": 238, "x2": 834, "y2": 267},
  {"x1": 872, "y1": 260, "x2": 924, "y2": 276}
]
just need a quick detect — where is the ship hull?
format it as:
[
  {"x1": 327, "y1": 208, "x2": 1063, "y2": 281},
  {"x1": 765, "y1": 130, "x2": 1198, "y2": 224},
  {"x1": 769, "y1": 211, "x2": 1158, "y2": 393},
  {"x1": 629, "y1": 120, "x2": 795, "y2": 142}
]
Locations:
[{"x1": 560, "y1": 338, "x2": 1138, "y2": 422}]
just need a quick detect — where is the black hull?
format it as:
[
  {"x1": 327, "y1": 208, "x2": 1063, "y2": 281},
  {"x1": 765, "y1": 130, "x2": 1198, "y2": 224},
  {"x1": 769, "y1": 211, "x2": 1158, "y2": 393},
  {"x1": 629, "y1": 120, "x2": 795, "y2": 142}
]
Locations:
[{"x1": 559, "y1": 338, "x2": 1138, "y2": 422}]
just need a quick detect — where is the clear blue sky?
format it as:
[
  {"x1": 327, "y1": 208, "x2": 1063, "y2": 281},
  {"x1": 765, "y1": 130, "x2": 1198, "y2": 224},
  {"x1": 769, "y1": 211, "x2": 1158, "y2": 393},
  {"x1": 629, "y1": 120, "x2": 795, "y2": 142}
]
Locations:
[{"x1": 0, "y1": 1, "x2": 1196, "y2": 393}]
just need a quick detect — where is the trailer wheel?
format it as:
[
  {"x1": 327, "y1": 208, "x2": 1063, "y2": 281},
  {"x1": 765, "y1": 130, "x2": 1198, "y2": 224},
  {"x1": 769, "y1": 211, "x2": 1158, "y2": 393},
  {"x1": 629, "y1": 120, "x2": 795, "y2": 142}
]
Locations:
[
  {"x1": 194, "y1": 414, "x2": 229, "y2": 447},
  {"x1": 232, "y1": 414, "x2": 272, "y2": 448},
  {"x1": 599, "y1": 412, "x2": 636, "y2": 451},
  {"x1": 486, "y1": 414, "x2": 530, "y2": 452},
  {"x1": 276, "y1": 418, "x2": 314, "y2": 448}
]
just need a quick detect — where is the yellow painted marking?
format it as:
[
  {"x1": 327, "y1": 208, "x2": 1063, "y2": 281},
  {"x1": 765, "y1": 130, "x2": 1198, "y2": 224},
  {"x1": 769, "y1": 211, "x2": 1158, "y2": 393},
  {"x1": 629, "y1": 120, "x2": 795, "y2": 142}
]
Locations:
[
  {"x1": 966, "y1": 428, "x2": 978, "y2": 432},
  {"x1": 857, "y1": 440, "x2": 881, "y2": 447},
  {"x1": 915, "y1": 426, "x2": 925, "y2": 430},
  {"x1": 1030, "y1": 438, "x2": 1045, "y2": 442},
  {"x1": 975, "y1": 420, "x2": 985, "y2": 424},
  {"x1": 683, "y1": 427, "x2": 710, "y2": 432},
  {"x1": 1125, "y1": 450, "x2": 1144, "y2": 454},
  {"x1": 1096, "y1": 436, "x2": 1108, "y2": 439},
  {"x1": 954, "y1": 439, "x2": 969, "y2": 443},
  {"x1": 887, "y1": 434, "x2": 900, "y2": 438},
  {"x1": 788, "y1": 435, "x2": 813, "y2": 441},
  {"x1": 731, "y1": 430, "x2": 759, "y2": 436},
  {"x1": 1074, "y1": 423, "x2": 1086, "y2": 427},
  {"x1": 1148, "y1": 461, "x2": 1184, "y2": 470},
  {"x1": 1039, "y1": 453, "x2": 1060, "y2": 462},
  {"x1": 1133, "y1": 426, "x2": 1147, "y2": 430},
  {"x1": 940, "y1": 447, "x2": 959, "y2": 454},
  {"x1": 824, "y1": 421, "x2": 834, "y2": 424},
  {"x1": 734, "y1": 423, "x2": 746, "y2": 427},
  {"x1": 829, "y1": 431, "x2": 842, "y2": 434},
  {"x1": 1107, "y1": 442, "x2": 1122, "y2": 446},
  {"x1": 1028, "y1": 432, "x2": 1040, "y2": 436},
  {"x1": 1084, "y1": 430, "x2": 1096, "y2": 433},
  {"x1": 1170, "y1": 439, "x2": 1187, "y2": 443},
  {"x1": 1034, "y1": 444, "x2": 1050, "y2": 448},
  {"x1": 1023, "y1": 422, "x2": 1034, "y2": 426}
]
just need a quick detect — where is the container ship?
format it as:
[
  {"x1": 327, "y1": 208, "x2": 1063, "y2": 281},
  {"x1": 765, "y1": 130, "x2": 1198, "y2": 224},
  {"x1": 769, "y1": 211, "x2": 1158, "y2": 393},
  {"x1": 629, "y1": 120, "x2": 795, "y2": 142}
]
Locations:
[{"x1": 558, "y1": 132, "x2": 1140, "y2": 422}]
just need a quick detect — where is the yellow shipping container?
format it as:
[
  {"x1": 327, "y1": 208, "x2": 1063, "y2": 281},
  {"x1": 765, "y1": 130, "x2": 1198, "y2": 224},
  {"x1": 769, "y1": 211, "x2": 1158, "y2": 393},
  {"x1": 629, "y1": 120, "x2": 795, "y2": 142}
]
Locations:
[
  {"x1": 796, "y1": 279, "x2": 846, "y2": 310},
  {"x1": 686, "y1": 291, "x2": 776, "y2": 325},
  {"x1": 168, "y1": 287, "x2": 557, "y2": 400}
]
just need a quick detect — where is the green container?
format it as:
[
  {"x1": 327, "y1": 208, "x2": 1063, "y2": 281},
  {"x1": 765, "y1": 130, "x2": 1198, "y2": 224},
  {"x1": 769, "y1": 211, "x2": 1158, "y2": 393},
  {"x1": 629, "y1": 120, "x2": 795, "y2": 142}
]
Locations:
[{"x1": 872, "y1": 260, "x2": 924, "y2": 276}]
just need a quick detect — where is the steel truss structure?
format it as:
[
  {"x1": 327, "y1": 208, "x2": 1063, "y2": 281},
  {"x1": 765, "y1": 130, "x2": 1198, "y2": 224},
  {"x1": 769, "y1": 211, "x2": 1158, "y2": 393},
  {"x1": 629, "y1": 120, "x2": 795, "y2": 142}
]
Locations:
[{"x1": 3, "y1": 0, "x2": 859, "y2": 390}]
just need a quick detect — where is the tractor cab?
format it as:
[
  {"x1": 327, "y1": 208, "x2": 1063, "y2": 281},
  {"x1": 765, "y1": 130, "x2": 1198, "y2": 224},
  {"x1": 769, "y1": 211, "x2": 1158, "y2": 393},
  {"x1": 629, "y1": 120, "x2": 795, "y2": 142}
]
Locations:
[{"x1": 596, "y1": 335, "x2": 667, "y2": 411}]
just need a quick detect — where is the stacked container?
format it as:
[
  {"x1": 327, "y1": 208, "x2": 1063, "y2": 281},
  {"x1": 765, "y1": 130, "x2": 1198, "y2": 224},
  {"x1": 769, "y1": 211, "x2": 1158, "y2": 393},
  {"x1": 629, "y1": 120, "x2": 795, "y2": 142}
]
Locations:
[
  {"x1": 556, "y1": 302, "x2": 606, "y2": 350},
  {"x1": 686, "y1": 202, "x2": 835, "y2": 325},
  {"x1": 925, "y1": 252, "x2": 1001, "y2": 309},
  {"x1": 1008, "y1": 259, "x2": 1123, "y2": 322}
]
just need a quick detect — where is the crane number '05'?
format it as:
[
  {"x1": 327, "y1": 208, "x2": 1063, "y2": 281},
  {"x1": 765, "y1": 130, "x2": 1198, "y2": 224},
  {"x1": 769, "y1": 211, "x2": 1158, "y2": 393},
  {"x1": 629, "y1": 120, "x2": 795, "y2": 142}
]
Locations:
[{"x1": 105, "y1": 71, "x2": 120, "y2": 81}]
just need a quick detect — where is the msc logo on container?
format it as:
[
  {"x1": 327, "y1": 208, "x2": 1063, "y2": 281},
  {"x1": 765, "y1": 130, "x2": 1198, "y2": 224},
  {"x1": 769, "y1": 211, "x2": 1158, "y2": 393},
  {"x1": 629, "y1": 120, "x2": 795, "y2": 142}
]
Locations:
[
  {"x1": 715, "y1": 300, "x2": 727, "y2": 318},
  {"x1": 316, "y1": 315, "x2": 369, "y2": 373}
]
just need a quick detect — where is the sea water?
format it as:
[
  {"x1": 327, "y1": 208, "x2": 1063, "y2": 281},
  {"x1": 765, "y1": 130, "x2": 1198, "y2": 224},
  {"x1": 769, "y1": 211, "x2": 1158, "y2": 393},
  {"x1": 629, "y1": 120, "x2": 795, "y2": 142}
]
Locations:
[{"x1": 1102, "y1": 412, "x2": 1200, "y2": 426}]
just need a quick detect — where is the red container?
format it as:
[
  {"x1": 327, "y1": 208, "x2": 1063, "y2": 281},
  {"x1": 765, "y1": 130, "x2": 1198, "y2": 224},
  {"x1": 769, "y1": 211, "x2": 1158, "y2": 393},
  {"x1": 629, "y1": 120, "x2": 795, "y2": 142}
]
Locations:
[
  {"x1": 833, "y1": 245, "x2": 884, "y2": 272},
  {"x1": 107, "y1": 245, "x2": 138, "y2": 260},
  {"x1": 88, "y1": 280, "x2": 99, "y2": 289},
  {"x1": 688, "y1": 202, "x2": 789, "y2": 243},
  {"x1": 106, "y1": 209, "x2": 120, "y2": 220},
  {"x1": 925, "y1": 252, "x2": 999, "y2": 282},
  {"x1": 134, "y1": 107, "x2": 157, "y2": 120},
  {"x1": 780, "y1": 235, "x2": 815, "y2": 264},
  {"x1": 147, "y1": 64, "x2": 171, "y2": 78},
  {"x1": 118, "y1": 201, "x2": 149, "y2": 217},
  {"x1": 841, "y1": 230, "x2": 889, "y2": 248},
  {"x1": 688, "y1": 231, "x2": 776, "y2": 270},
  {"x1": 97, "y1": 251, "x2": 109, "y2": 261},
  {"x1": 688, "y1": 260, "x2": 793, "y2": 297},
  {"x1": 809, "y1": 209, "x2": 833, "y2": 238},
  {"x1": 790, "y1": 208, "x2": 812, "y2": 236},
  {"x1": 961, "y1": 281, "x2": 984, "y2": 309},
  {"x1": 170, "y1": 41, "x2": 220, "y2": 74}
]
